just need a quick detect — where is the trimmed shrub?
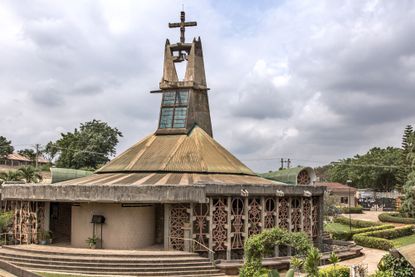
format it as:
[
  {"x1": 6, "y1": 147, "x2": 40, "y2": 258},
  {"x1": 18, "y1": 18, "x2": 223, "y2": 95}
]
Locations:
[
  {"x1": 330, "y1": 224, "x2": 394, "y2": 241},
  {"x1": 353, "y1": 226, "x2": 415, "y2": 250},
  {"x1": 353, "y1": 234, "x2": 394, "y2": 250},
  {"x1": 334, "y1": 216, "x2": 381, "y2": 228},
  {"x1": 319, "y1": 265, "x2": 350, "y2": 277},
  {"x1": 378, "y1": 213, "x2": 415, "y2": 224},
  {"x1": 341, "y1": 206, "x2": 363, "y2": 214}
]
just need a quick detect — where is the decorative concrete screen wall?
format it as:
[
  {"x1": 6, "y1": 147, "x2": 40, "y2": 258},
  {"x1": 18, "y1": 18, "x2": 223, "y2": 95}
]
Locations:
[{"x1": 167, "y1": 195, "x2": 321, "y2": 260}]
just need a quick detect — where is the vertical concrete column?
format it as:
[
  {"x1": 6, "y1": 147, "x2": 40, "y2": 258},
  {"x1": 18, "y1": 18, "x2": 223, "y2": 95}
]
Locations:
[
  {"x1": 226, "y1": 196, "x2": 232, "y2": 260},
  {"x1": 261, "y1": 197, "x2": 265, "y2": 231},
  {"x1": 318, "y1": 195, "x2": 324, "y2": 247},
  {"x1": 208, "y1": 197, "x2": 214, "y2": 260},
  {"x1": 300, "y1": 197, "x2": 304, "y2": 232},
  {"x1": 164, "y1": 204, "x2": 170, "y2": 250},
  {"x1": 189, "y1": 203, "x2": 194, "y2": 247},
  {"x1": 182, "y1": 223, "x2": 192, "y2": 252},
  {"x1": 275, "y1": 197, "x2": 279, "y2": 227},
  {"x1": 287, "y1": 197, "x2": 292, "y2": 256},
  {"x1": 44, "y1": 202, "x2": 50, "y2": 231},
  {"x1": 274, "y1": 197, "x2": 279, "y2": 257},
  {"x1": 243, "y1": 197, "x2": 249, "y2": 240},
  {"x1": 309, "y1": 200, "x2": 313, "y2": 237}
]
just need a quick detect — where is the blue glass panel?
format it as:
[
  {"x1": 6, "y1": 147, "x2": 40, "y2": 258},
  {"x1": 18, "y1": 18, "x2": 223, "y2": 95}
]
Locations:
[
  {"x1": 173, "y1": 107, "x2": 187, "y2": 128},
  {"x1": 159, "y1": 108, "x2": 173, "y2": 128},
  {"x1": 176, "y1": 90, "x2": 189, "y2": 105},
  {"x1": 162, "y1": 92, "x2": 176, "y2": 106}
]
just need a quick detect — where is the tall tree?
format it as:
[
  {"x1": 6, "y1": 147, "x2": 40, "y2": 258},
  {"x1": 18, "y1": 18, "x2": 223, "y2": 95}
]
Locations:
[
  {"x1": 18, "y1": 148, "x2": 37, "y2": 162},
  {"x1": 397, "y1": 125, "x2": 415, "y2": 191},
  {"x1": 327, "y1": 147, "x2": 401, "y2": 191},
  {"x1": 400, "y1": 132, "x2": 415, "y2": 217},
  {"x1": 44, "y1": 141, "x2": 58, "y2": 163},
  {"x1": 0, "y1": 136, "x2": 14, "y2": 161},
  {"x1": 53, "y1": 119, "x2": 123, "y2": 169}
]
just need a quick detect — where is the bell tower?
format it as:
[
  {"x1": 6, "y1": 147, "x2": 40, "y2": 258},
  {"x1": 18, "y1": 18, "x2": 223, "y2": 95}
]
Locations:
[{"x1": 153, "y1": 11, "x2": 213, "y2": 137}]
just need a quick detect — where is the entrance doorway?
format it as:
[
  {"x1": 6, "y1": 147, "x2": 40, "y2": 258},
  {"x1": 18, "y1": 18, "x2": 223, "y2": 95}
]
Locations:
[{"x1": 50, "y1": 202, "x2": 72, "y2": 243}]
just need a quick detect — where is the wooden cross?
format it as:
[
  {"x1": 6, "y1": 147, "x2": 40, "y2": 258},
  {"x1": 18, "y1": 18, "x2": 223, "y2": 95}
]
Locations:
[{"x1": 168, "y1": 11, "x2": 197, "y2": 43}]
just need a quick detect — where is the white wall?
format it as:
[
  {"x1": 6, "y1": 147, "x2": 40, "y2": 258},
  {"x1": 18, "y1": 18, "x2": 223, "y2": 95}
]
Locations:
[{"x1": 71, "y1": 203, "x2": 155, "y2": 249}]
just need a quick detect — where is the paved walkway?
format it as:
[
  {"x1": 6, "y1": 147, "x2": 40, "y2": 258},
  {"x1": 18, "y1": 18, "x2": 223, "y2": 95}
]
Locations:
[
  {"x1": 0, "y1": 269, "x2": 17, "y2": 277},
  {"x1": 343, "y1": 210, "x2": 406, "y2": 227},
  {"x1": 333, "y1": 247, "x2": 386, "y2": 275}
]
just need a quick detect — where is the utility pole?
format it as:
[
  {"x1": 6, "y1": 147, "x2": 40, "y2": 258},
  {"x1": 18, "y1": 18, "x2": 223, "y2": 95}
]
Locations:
[
  {"x1": 35, "y1": 144, "x2": 40, "y2": 169},
  {"x1": 280, "y1": 158, "x2": 292, "y2": 170}
]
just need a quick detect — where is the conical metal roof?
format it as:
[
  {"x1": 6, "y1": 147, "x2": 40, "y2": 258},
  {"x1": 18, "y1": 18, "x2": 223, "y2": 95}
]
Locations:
[{"x1": 97, "y1": 126, "x2": 256, "y2": 176}]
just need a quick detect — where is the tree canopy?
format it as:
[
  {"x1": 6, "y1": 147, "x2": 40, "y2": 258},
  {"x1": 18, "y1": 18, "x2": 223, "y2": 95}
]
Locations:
[
  {"x1": 397, "y1": 125, "x2": 415, "y2": 190},
  {"x1": 326, "y1": 147, "x2": 401, "y2": 191},
  {"x1": 0, "y1": 136, "x2": 14, "y2": 161},
  {"x1": 18, "y1": 148, "x2": 36, "y2": 162},
  {"x1": 50, "y1": 119, "x2": 123, "y2": 169}
]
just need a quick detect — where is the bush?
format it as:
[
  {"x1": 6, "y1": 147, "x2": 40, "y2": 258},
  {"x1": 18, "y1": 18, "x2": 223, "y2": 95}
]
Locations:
[
  {"x1": 0, "y1": 211, "x2": 13, "y2": 232},
  {"x1": 330, "y1": 224, "x2": 394, "y2": 241},
  {"x1": 319, "y1": 265, "x2": 350, "y2": 277},
  {"x1": 378, "y1": 213, "x2": 415, "y2": 224},
  {"x1": 376, "y1": 253, "x2": 413, "y2": 277},
  {"x1": 353, "y1": 234, "x2": 394, "y2": 250},
  {"x1": 370, "y1": 271, "x2": 393, "y2": 277},
  {"x1": 334, "y1": 216, "x2": 381, "y2": 228},
  {"x1": 353, "y1": 226, "x2": 414, "y2": 250},
  {"x1": 241, "y1": 228, "x2": 313, "y2": 276},
  {"x1": 341, "y1": 206, "x2": 363, "y2": 214}
]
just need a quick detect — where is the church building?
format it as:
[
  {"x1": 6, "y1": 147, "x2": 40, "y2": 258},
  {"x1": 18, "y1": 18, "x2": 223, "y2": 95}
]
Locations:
[{"x1": 1, "y1": 11, "x2": 325, "y2": 261}]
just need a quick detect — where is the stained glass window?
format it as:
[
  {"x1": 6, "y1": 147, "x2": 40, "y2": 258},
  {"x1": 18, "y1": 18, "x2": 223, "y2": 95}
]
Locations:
[{"x1": 159, "y1": 90, "x2": 189, "y2": 129}]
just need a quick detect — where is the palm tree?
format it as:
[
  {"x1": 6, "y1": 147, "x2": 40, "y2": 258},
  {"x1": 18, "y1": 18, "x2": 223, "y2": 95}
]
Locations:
[
  {"x1": 18, "y1": 166, "x2": 43, "y2": 183},
  {"x1": 0, "y1": 170, "x2": 23, "y2": 183}
]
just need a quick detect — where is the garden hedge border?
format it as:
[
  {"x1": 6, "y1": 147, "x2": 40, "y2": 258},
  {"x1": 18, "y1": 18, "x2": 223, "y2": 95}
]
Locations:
[
  {"x1": 378, "y1": 213, "x2": 415, "y2": 224},
  {"x1": 319, "y1": 265, "x2": 350, "y2": 277},
  {"x1": 330, "y1": 224, "x2": 394, "y2": 241},
  {"x1": 353, "y1": 225, "x2": 414, "y2": 250},
  {"x1": 334, "y1": 216, "x2": 382, "y2": 228},
  {"x1": 341, "y1": 205, "x2": 363, "y2": 214}
]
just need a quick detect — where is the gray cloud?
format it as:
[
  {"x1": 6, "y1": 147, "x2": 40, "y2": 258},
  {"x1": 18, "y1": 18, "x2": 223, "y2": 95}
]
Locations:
[{"x1": 1, "y1": 0, "x2": 415, "y2": 173}]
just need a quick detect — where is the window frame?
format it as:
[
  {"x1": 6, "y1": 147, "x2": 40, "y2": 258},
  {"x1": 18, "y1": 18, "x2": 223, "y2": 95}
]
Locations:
[{"x1": 158, "y1": 89, "x2": 189, "y2": 129}]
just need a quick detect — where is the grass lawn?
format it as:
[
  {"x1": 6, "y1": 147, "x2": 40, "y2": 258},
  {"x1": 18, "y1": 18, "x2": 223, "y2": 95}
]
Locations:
[
  {"x1": 392, "y1": 233, "x2": 415, "y2": 247},
  {"x1": 324, "y1": 222, "x2": 360, "y2": 233}
]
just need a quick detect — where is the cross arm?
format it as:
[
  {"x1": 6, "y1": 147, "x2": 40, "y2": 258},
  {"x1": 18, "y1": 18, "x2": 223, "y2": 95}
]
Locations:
[{"x1": 184, "y1": 22, "x2": 197, "y2": 27}]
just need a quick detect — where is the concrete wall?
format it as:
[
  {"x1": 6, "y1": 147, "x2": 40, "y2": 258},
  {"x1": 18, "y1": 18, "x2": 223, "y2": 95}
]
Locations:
[
  {"x1": 333, "y1": 192, "x2": 356, "y2": 207},
  {"x1": 71, "y1": 203, "x2": 155, "y2": 249}
]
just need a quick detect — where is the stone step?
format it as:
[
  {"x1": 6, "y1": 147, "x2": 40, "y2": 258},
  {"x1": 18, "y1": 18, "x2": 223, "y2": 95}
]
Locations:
[
  {"x1": 0, "y1": 252, "x2": 208, "y2": 264},
  {"x1": 0, "y1": 254, "x2": 212, "y2": 268},
  {"x1": 2, "y1": 245, "x2": 198, "y2": 258},
  {"x1": 0, "y1": 246, "x2": 225, "y2": 277},
  {"x1": 27, "y1": 267, "x2": 224, "y2": 276},
  {"x1": 10, "y1": 261, "x2": 219, "y2": 273}
]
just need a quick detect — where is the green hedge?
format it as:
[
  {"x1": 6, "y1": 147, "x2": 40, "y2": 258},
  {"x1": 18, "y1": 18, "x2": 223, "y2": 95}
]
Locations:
[
  {"x1": 378, "y1": 213, "x2": 415, "y2": 224},
  {"x1": 319, "y1": 265, "x2": 350, "y2": 277},
  {"x1": 334, "y1": 216, "x2": 381, "y2": 228},
  {"x1": 353, "y1": 226, "x2": 414, "y2": 250},
  {"x1": 330, "y1": 224, "x2": 394, "y2": 241},
  {"x1": 341, "y1": 206, "x2": 363, "y2": 214}
]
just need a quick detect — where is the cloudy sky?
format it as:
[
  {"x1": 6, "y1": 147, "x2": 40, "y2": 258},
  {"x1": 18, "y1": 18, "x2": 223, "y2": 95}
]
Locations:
[{"x1": 1, "y1": 0, "x2": 414, "y2": 172}]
